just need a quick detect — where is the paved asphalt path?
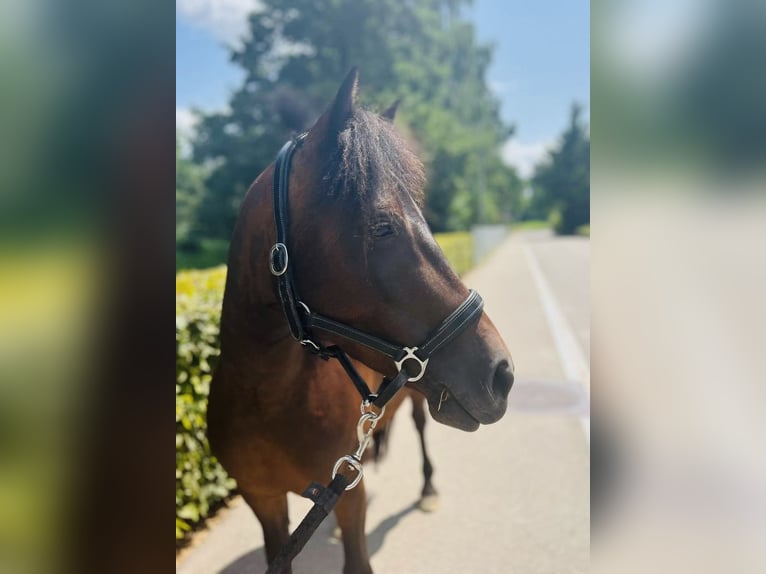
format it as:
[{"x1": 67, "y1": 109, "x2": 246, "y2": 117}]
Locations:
[{"x1": 177, "y1": 230, "x2": 590, "y2": 574}]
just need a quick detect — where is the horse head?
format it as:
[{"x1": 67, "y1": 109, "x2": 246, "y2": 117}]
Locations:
[{"x1": 262, "y1": 69, "x2": 514, "y2": 431}]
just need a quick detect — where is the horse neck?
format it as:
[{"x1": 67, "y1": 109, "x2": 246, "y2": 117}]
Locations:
[{"x1": 219, "y1": 172, "x2": 295, "y2": 368}]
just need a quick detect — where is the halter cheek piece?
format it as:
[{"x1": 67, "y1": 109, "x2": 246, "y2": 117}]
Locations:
[{"x1": 268, "y1": 133, "x2": 484, "y2": 410}]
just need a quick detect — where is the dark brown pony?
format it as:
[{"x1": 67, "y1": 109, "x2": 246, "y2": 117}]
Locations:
[{"x1": 208, "y1": 69, "x2": 514, "y2": 574}]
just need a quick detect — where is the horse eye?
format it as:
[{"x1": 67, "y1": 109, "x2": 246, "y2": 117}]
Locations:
[{"x1": 372, "y1": 220, "x2": 395, "y2": 238}]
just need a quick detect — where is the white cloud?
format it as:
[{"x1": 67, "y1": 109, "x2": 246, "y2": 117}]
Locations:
[
  {"x1": 176, "y1": 107, "x2": 198, "y2": 137},
  {"x1": 176, "y1": 107, "x2": 199, "y2": 156},
  {"x1": 501, "y1": 139, "x2": 553, "y2": 179},
  {"x1": 177, "y1": 0, "x2": 261, "y2": 46}
]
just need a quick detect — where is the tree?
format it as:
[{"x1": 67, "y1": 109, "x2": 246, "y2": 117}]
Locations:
[
  {"x1": 176, "y1": 137, "x2": 207, "y2": 249},
  {"x1": 530, "y1": 104, "x2": 590, "y2": 234},
  {"x1": 191, "y1": 0, "x2": 518, "y2": 239}
]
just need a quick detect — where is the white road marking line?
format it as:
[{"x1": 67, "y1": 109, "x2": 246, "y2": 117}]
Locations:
[{"x1": 523, "y1": 241, "x2": 590, "y2": 443}]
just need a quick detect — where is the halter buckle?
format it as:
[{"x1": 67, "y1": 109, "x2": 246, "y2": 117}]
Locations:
[
  {"x1": 269, "y1": 243, "x2": 289, "y2": 276},
  {"x1": 394, "y1": 347, "x2": 430, "y2": 382}
]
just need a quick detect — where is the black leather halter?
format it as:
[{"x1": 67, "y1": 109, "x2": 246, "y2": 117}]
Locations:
[{"x1": 268, "y1": 134, "x2": 485, "y2": 409}]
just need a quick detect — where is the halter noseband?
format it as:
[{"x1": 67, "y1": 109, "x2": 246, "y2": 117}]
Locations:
[{"x1": 268, "y1": 134, "x2": 484, "y2": 409}]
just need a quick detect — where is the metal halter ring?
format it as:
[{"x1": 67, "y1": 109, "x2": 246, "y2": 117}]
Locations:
[
  {"x1": 269, "y1": 243, "x2": 289, "y2": 276},
  {"x1": 332, "y1": 455, "x2": 364, "y2": 490},
  {"x1": 394, "y1": 347, "x2": 430, "y2": 382},
  {"x1": 360, "y1": 398, "x2": 386, "y2": 418}
]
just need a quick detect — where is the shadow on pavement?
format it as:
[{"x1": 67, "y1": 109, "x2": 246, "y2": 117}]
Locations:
[
  {"x1": 367, "y1": 501, "x2": 419, "y2": 558},
  {"x1": 218, "y1": 546, "x2": 268, "y2": 574},
  {"x1": 218, "y1": 500, "x2": 420, "y2": 573}
]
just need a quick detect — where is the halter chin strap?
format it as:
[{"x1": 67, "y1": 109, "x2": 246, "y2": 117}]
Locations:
[{"x1": 268, "y1": 135, "x2": 484, "y2": 409}]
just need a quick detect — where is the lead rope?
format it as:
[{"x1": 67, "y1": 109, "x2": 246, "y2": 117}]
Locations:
[{"x1": 265, "y1": 397, "x2": 392, "y2": 574}]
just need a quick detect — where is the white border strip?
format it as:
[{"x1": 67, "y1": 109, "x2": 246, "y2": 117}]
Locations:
[{"x1": 523, "y1": 241, "x2": 590, "y2": 442}]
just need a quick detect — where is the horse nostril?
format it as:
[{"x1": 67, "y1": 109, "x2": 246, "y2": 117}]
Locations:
[{"x1": 491, "y1": 360, "x2": 514, "y2": 400}]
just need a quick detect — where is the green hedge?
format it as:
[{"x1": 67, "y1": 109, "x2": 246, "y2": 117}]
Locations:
[
  {"x1": 434, "y1": 232, "x2": 473, "y2": 277},
  {"x1": 510, "y1": 219, "x2": 551, "y2": 232},
  {"x1": 176, "y1": 267, "x2": 234, "y2": 541},
  {"x1": 175, "y1": 232, "x2": 474, "y2": 541}
]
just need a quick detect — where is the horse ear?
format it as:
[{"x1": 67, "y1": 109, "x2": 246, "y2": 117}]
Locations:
[
  {"x1": 310, "y1": 67, "x2": 359, "y2": 147},
  {"x1": 381, "y1": 99, "x2": 400, "y2": 122}
]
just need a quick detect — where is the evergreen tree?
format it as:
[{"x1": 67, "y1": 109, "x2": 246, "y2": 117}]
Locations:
[{"x1": 530, "y1": 104, "x2": 590, "y2": 234}]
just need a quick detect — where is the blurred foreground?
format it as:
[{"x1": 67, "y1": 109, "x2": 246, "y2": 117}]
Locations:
[
  {"x1": 591, "y1": 190, "x2": 766, "y2": 573},
  {"x1": 591, "y1": 0, "x2": 766, "y2": 571}
]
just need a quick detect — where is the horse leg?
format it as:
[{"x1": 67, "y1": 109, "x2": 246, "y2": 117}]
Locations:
[
  {"x1": 412, "y1": 395, "x2": 439, "y2": 512},
  {"x1": 334, "y1": 479, "x2": 372, "y2": 574},
  {"x1": 241, "y1": 490, "x2": 292, "y2": 573}
]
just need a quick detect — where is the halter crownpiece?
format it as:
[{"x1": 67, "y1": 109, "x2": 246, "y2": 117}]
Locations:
[{"x1": 268, "y1": 134, "x2": 484, "y2": 409}]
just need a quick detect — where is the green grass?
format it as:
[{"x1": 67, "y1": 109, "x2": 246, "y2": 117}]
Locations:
[
  {"x1": 576, "y1": 224, "x2": 590, "y2": 237},
  {"x1": 509, "y1": 219, "x2": 551, "y2": 231}
]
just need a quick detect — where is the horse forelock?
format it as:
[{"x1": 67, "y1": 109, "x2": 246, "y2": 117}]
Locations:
[{"x1": 323, "y1": 108, "x2": 425, "y2": 212}]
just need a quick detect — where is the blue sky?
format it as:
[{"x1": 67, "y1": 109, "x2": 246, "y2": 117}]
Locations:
[{"x1": 176, "y1": 0, "x2": 589, "y2": 177}]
